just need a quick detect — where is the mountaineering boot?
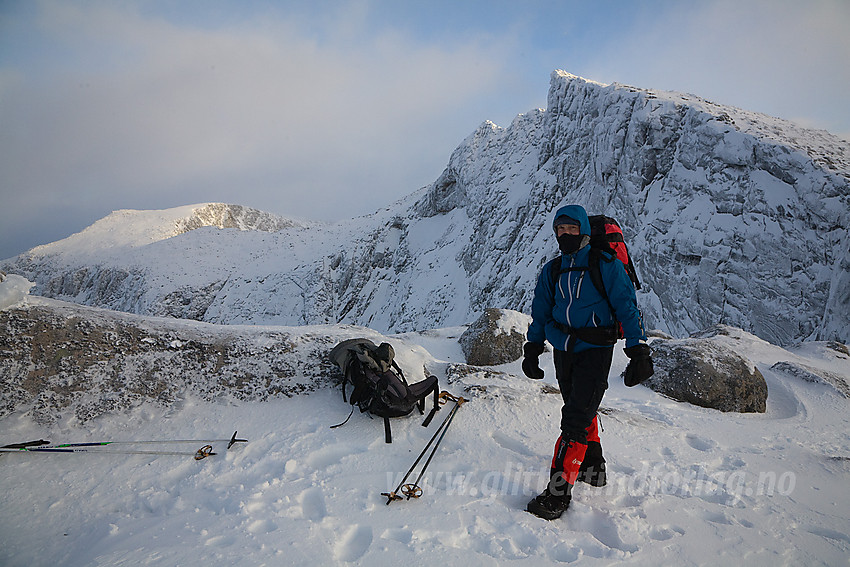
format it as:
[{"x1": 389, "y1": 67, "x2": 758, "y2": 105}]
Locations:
[
  {"x1": 576, "y1": 440, "x2": 607, "y2": 487},
  {"x1": 527, "y1": 474, "x2": 572, "y2": 520}
]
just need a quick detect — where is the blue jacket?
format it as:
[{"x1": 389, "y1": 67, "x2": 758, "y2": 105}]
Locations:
[{"x1": 527, "y1": 205, "x2": 647, "y2": 353}]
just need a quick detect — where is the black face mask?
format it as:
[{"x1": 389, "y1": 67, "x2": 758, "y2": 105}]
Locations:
[{"x1": 558, "y1": 233, "x2": 584, "y2": 255}]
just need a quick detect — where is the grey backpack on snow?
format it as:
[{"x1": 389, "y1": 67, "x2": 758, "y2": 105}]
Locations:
[{"x1": 328, "y1": 338, "x2": 440, "y2": 443}]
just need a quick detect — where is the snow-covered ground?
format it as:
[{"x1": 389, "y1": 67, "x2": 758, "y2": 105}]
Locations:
[{"x1": 2, "y1": 321, "x2": 848, "y2": 566}]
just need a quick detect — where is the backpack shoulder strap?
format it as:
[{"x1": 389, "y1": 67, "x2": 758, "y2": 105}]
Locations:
[
  {"x1": 340, "y1": 351, "x2": 354, "y2": 403},
  {"x1": 625, "y1": 252, "x2": 642, "y2": 291},
  {"x1": 384, "y1": 416, "x2": 392, "y2": 443},
  {"x1": 391, "y1": 360, "x2": 408, "y2": 386},
  {"x1": 550, "y1": 251, "x2": 608, "y2": 301},
  {"x1": 549, "y1": 255, "x2": 562, "y2": 298},
  {"x1": 588, "y1": 248, "x2": 615, "y2": 316}
]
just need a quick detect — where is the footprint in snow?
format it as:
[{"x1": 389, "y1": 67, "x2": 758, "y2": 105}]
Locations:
[
  {"x1": 648, "y1": 524, "x2": 685, "y2": 541},
  {"x1": 305, "y1": 443, "x2": 366, "y2": 469},
  {"x1": 546, "y1": 542, "x2": 580, "y2": 563},
  {"x1": 299, "y1": 487, "x2": 326, "y2": 522},
  {"x1": 204, "y1": 534, "x2": 236, "y2": 547},
  {"x1": 696, "y1": 508, "x2": 734, "y2": 525},
  {"x1": 573, "y1": 509, "x2": 638, "y2": 554},
  {"x1": 684, "y1": 433, "x2": 716, "y2": 452},
  {"x1": 247, "y1": 518, "x2": 278, "y2": 534},
  {"x1": 333, "y1": 524, "x2": 373, "y2": 562},
  {"x1": 491, "y1": 431, "x2": 536, "y2": 457},
  {"x1": 807, "y1": 526, "x2": 850, "y2": 546},
  {"x1": 380, "y1": 527, "x2": 413, "y2": 544}
]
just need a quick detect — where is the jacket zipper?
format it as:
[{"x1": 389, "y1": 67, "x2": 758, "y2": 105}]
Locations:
[
  {"x1": 564, "y1": 256, "x2": 575, "y2": 327},
  {"x1": 562, "y1": 255, "x2": 589, "y2": 330}
]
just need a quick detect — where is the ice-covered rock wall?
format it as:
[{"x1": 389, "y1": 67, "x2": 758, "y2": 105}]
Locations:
[{"x1": 402, "y1": 71, "x2": 850, "y2": 344}]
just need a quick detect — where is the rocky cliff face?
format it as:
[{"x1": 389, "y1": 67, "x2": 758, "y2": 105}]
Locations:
[
  {"x1": 403, "y1": 72, "x2": 850, "y2": 344},
  {"x1": 4, "y1": 73, "x2": 849, "y2": 345}
]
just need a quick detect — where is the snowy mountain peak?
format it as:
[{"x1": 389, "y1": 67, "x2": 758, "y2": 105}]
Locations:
[
  {"x1": 553, "y1": 70, "x2": 850, "y2": 176},
  {"x1": 25, "y1": 203, "x2": 306, "y2": 259}
]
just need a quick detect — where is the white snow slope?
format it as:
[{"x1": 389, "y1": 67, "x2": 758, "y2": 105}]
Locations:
[{"x1": 1, "y1": 298, "x2": 848, "y2": 566}]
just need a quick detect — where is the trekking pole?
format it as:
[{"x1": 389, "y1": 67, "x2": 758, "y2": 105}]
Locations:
[
  {"x1": 2, "y1": 431, "x2": 247, "y2": 451},
  {"x1": 0, "y1": 445, "x2": 219, "y2": 460},
  {"x1": 382, "y1": 392, "x2": 467, "y2": 504},
  {"x1": 1, "y1": 431, "x2": 247, "y2": 460}
]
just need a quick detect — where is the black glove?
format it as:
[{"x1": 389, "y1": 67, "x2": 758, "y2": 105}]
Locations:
[
  {"x1": 521, "y1": 342, "x2": 545, "y2": 380},
  {"x1": 623, "y1": 344, "x2": 654, "y2": 387}
]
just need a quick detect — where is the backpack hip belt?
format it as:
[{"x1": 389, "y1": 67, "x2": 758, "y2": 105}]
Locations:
[{"x1": 553, "y1": 321, "x2": 617, "y2": 347}]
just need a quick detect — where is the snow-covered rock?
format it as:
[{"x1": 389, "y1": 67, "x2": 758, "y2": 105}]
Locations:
[
  {"x1": 647, "y1": 335, "x2": 768, "y2": 413},
  {"x1": 770, "y1": 360, "x2": 850, "y2": 398},
  {"x1": 0, "y1": 273, "x2": 34, "y2": 311},
  {"x1": 458, "y1": 308, "x2": 530, "y2": 366},
  {"x1": 0, "y1": 297, "x2": 406, "y2": 426}
]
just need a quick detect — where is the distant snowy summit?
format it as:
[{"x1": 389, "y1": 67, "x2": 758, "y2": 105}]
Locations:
[
  {"x1": 3, "y1": 72, "x2": 849, "y2": 346},
  {"x1": 23, "y1": 203, "x2": 312, "y2": 259}
]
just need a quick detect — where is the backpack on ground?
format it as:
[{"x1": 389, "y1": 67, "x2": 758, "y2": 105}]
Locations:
[
  {"x1": 550, "y1": 215, "x2": 641, "y2": 340},
  {"x1": 328, "y1": 338, "x2": 440, "y2": 443}
]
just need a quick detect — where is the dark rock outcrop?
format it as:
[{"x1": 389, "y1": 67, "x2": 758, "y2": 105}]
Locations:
[
  {"x1": 458, "y1": 309, "x2": 529, "y2": 366},
  {"x1": 646, "y1": 336, "x2": 768, "y2": 413},
  {"x1": 0, "y1": 300, "x2": 367, "y2": 425}
]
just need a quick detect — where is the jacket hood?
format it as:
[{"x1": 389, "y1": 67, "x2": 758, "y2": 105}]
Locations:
[{"x1": 552, "y1": 205, "x2": 591, "y2": 236}]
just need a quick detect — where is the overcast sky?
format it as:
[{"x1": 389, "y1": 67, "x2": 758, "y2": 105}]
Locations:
[{"x1": 1, "y1": 0, "x2": 848, "y2": 260}]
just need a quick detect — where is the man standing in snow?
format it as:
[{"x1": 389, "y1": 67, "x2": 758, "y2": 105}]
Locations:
[{"x1": 522, "y1": 204, "x2": 653, "y2": 520}]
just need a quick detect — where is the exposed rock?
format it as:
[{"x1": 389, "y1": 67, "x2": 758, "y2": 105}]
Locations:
[
  {"x1": 0, "y1": 300, "x2": 383, "y2": 426},
  {"x1": 826, "y1": 341, "x2": 850, "y2": 356},
  {"x1": 771, "y1": 361, "x2": 850, "y2": 398},
  {"x1": 458, "y1": 308, "x2": 530, "y2": 366},
  {"x1": 174, "y1": 203, "x2": 301, "y2": 234},
  {"x1": 445, "y1": 361, "x2": 552, "y2": 400},
  {"x1": 648, "y1": 329, "x2": 675, "y2": 339},
  {"x1": 645, "y1": 336, "x2": 768, "y2": 413}
]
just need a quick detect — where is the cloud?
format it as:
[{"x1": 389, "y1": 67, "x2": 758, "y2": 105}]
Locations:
[{"x1": 0, "y1": 1, "x2": 517, "y2": 259}]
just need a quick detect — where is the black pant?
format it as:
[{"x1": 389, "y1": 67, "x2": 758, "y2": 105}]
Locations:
[{"x1": 554, "y1": 346, "x2": 613, "y2": 441}]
